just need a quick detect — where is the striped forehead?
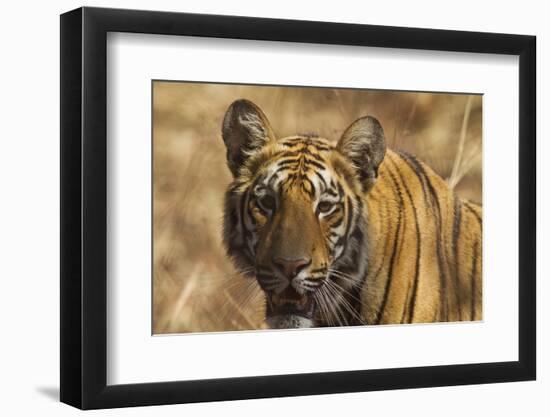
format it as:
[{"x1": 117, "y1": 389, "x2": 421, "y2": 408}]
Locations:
[{"x1": 257, "y1": 136, "x2": 339, "y2": 198}]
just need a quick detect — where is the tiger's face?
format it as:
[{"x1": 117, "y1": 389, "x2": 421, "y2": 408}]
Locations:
[
  {"x1": 245, "y1": 137, "x2": 359, "y2": 328},
  {"x1": 222, "y1": 100, "x2": 386, "y2": 329}
]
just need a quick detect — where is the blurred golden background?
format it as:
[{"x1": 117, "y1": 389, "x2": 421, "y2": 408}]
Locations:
[{"x1": 152, "y1": 81, "x2": 482, "y2": 334}]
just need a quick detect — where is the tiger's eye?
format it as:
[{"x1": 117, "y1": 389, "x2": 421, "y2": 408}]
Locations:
[
  {"x1": 258, "y1": 194, "x2": 276, "y2": 211},
  {"x1": 317, "y1": 201, "x2": 334, "y2": 214}
]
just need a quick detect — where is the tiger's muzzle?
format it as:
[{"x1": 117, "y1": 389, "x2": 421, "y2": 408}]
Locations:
[{"x1": 257, "y1": 257, "x2": 327, "y2": 328}]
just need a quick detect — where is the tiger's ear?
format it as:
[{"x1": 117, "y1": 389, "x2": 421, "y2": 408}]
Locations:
[
  {"x1": 222, "y1": 99, "x2": 276, "y2": 177},
  {"x1": 337, "y1": 116, "x2": 386, "y2": 190}
]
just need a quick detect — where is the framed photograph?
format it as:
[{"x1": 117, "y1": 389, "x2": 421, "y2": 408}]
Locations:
[{"x1": 60, "y1": 6, "x2": 536, "y2": 409}]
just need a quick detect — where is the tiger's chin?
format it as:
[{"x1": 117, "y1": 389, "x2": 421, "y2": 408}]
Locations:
[{"x1": 266, "y1": 315, "x2": 315, "y2": 329}]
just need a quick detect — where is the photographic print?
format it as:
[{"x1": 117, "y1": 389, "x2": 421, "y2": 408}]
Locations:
[{"x1": 152, "y1": 81, "x2": 482, "y2": 334}]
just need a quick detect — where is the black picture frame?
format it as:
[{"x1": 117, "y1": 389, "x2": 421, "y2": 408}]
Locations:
[{"x1": 60, "y1": 6, "x2": 536, "y2": 410}]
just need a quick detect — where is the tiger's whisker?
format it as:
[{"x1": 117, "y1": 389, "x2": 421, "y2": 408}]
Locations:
[
  {"x1": 324, "y1": 279, "x2": 363, "y2": 325},
  {"x1": 320, "y1": 285, "x2": 345, "y2": 326}
]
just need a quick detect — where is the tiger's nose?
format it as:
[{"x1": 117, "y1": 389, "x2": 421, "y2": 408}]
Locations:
[{"x1": 272, "y1": 257, "x2": 311, "y2": 279}]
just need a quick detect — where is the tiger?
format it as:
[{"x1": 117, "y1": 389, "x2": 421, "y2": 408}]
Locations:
[{"x1": 221, "y1": 99, "x2": 482, "y2": 329}]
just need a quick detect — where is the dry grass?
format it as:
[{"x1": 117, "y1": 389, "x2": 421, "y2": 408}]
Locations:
[{"x1": 152, "y1": 81, "x2": 482, "y2": 334}]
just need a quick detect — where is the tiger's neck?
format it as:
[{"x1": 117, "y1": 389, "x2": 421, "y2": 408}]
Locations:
[{"x1": 321, "y1": 202, "x2": 370, "y2": 327}]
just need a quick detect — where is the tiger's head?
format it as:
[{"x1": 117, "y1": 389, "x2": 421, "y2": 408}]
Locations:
[{"x1": 221, "y1": 99, "x2": 386, "y2": 329}]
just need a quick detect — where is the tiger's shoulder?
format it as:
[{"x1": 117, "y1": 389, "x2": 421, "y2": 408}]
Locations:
[{"x1": 362, "y1": 148, "x2": 482, "y2": 324}]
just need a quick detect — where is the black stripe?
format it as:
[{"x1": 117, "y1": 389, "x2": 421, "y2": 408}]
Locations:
[
  {"x1": 281, "y1": 138, "x2": 303, "y2": 144},
  {"x1": 408, "y1": 156, "x2": 448, "y2": 321},
  {"x1": 304, "y1": 158, "x2": 326, "y2": 171},
  {"x1": 276, "y1": 158, "x2": 300, "y2": 168},
  {"x1": 344, "y1": 197, "x2": 354, "y2": 239},
  {"x1": 267, "y1": 172, "x2": 280, "y2": 188},
  {"x1": 307, "y1": 151, "x2": 325, "y2": 163},
  {"x1": 240, "y1": 187, "x2": 250, "y2": 232},
  {"x1": 227, "y1": 182, "x2": 242, "y2": 194},
  {"x1": 400, "y1": 281, "x2": 412, "y2": 324},
  {"x1": 464, "y1": 201, "x2": 482, "y2": 226},
  {"x1": 315, "y1": 171, "x2": 327, "y2": 189},
  {"x1": 398, "y1": 151, "x2": 430, "y2": 204},
  {"x1": 436, "y1": 228, "x2": 447, "y2": 320},
  {"x1": 376, "y1": 168, "x2": 404, "y2": 324},
  {"x1": 273, "y1": 166, "x2": 295, "y2": 178},
  {"x1": 452, "y1": 197, "x2": 463, "y2": 320},
  {"x1": 389, "y1": 157, "x2": 421, "y2": 323},
  {"x1": 470, "y1": 239, "x2": 480, "y2": 320},
  {"x1": 281, "y1": 172, "x2": 297, "y2": 183},
  {"x1": 301, "y1": 176, "x2": 316, "y2": 197},
  {"x1": 351, "y1": 226, "x2": 364, "y2": 244},
  {"x1": 421, "y1": 166, "x2": 441, "y2": 215},
  {"x1": 368, "y1": 199, "x2": 391, "y2": 291},
  {"x1": 323, "y1": 205, "x2": 342, "y2": 221},
  {"x1": 355, "y1": 195, "x2": 363, "y2": 211},
  {"x1": 280, "y1": 150, "x2": 301, "y2": 157},
  {"x1": 276, "y1": 154, "x2": 327, "y2": 171},
  {"x1": 325, "y1": 187, "x2": 338, "y2": 197},
  {"x1": 464, "y1": 201, "x2": 482, "y2": 319},
  {"x1": 334, "y1": 236, "x2": 345, "y2": 248},
  {"x1": 337, "y1": 182, "x2": 344, "y2": 198},
  {"x1": 299, "y1": 147, "x2": 325, "y2": 161},
  {"x1": 228, "y1": 205, "x2": 238, "y2": 229},
  {"x1": 329, "y1": 214, "x2": 344, "y2": 229},
  {"x1": 240, "y1": 187, "x2": 257, "y2": 263}
]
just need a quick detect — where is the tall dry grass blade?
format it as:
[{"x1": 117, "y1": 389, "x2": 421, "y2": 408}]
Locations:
[
  {"x1": 222, "y1": 289, "x2": 259, "y2": 330},
  {"x1": 167, "y1": 268, "x2": 200, "y2": 331},
  {"x1": 333, "y1": 89, "x2": 349, "y2": 124},
  {"x1": 391, "y1": 96, "x2": 401, "y2": 147},
  {"x1": 400, "y1": 93, "x2": 419, "y2": 137},
  {"x1": 448, "y1": 95, "x2": 474, "y2": 189}
]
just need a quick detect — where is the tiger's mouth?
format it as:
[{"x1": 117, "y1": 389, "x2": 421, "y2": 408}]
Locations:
[{"x1": 266, "y1": 287, "x2": 316, "y2": 321}]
